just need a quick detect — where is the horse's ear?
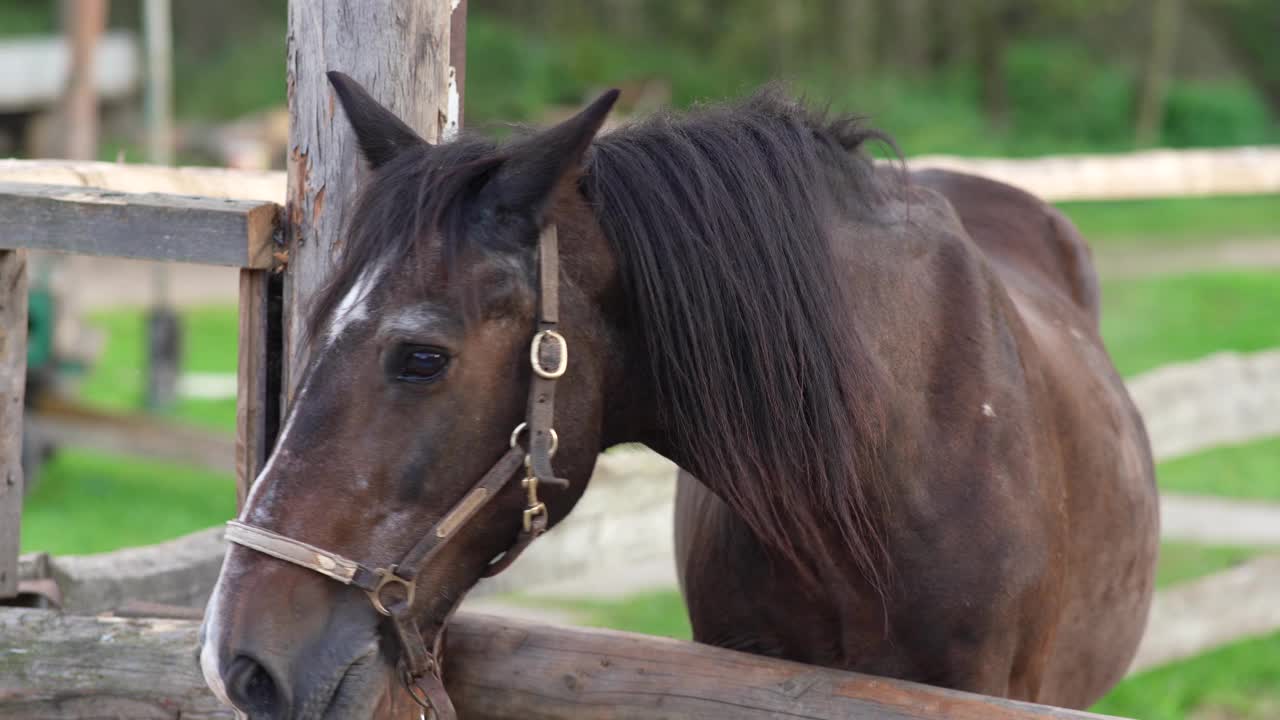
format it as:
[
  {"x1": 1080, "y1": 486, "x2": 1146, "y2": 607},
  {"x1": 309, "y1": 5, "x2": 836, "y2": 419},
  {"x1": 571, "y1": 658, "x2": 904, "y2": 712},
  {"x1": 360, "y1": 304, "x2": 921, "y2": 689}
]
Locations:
[
  {"x1": 327, "y1": 71, "x2": 427, "y2": 169},
  {"x1": 487, "y1": 89, "x2": 620, "y2": 222}
]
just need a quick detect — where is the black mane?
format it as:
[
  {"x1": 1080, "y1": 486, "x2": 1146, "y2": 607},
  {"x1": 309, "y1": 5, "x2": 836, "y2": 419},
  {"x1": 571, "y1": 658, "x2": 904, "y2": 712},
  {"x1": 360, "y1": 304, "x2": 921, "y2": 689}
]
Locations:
[{"x1": 588, "y1": 92, "x2": 891, "y2": 587}]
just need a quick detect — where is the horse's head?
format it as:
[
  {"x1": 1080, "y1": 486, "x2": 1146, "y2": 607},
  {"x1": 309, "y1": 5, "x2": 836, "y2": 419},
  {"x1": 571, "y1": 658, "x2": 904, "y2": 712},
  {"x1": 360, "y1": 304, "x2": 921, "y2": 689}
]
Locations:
[{"x1": 199, "y1": 73, "x2": 622, "y2": 719}]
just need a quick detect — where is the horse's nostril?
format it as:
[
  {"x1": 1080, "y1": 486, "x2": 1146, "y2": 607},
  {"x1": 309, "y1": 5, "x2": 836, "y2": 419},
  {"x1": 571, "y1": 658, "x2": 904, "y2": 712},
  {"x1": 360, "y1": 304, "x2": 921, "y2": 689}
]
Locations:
[{"x1": 226, "y1": 654, "x2": 285, "y2": 716}]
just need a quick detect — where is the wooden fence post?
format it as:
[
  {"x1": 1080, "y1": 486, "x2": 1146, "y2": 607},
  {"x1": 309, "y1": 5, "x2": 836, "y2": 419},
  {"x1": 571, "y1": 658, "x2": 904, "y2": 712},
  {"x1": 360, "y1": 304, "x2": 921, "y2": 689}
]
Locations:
[
  {"x1": 0, "y1": 250, "x2": 27, "y2": 598},
  {"x1": 282, "y1": 0, "x2": 456, "y2": 402}
]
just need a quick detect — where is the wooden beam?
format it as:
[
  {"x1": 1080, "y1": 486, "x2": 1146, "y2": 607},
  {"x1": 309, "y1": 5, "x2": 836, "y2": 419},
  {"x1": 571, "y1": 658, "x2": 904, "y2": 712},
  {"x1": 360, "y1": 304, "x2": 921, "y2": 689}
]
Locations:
[
  {"x1": 27, "y1": 395, "x2": 235, "y2": 473},
  {"x1": 0, "y1": 159, "x2": 284, "y2": 202},
  {"x1": 283, "y1": 0, "x2": 453, "y2": 400},
  {"x1": 235, "y1": 268, "x2": 282, "y2": 507},
  {"x1": 910, "y1": 146, "x2": 1280, "y2": 202},
  {"x1": 17, "y1": 527, "x2": 225, "y2": 614},
  {"x1": 1131, "y1": 553, "x2": 1280, "y2": 674},
  {"x1": 0, "y1": 250, "x2": 26, "y2": 599},
  {"x1": 0, "y1": 608, "x2": 1123, "y2": 720},
  {"x1": 0, "y1": 182, "x2": 280, "y2": 268},
  {"x1": 2, "y1": 146, "x2": 1279, "y2": 208},
  {"x1": 0, "y1": 607, "x2": 231, "y2": 719}
]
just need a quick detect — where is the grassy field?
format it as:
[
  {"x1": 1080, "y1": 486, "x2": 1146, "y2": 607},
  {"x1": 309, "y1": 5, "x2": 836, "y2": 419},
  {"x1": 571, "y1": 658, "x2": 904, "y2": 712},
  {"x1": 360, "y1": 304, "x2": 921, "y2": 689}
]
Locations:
[
  {"x1": 1100, "y1": 271, "x2": 1280, "y2": 378},
  {"x1": 1058, "y1": 194, "x2": 1280, "y2": 252}
]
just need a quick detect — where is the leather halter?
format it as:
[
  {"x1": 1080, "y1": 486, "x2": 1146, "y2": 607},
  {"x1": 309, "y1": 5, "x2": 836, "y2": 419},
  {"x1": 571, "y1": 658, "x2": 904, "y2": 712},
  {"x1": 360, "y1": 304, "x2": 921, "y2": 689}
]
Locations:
[{"x1": 225, "y1": 225, "x2": 569, "y2": 720}]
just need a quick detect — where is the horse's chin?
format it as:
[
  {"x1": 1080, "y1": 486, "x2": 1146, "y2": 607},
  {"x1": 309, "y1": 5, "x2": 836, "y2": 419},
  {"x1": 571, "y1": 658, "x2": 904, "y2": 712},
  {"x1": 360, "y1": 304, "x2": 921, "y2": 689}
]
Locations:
[{"x1": 316, "y1": 652, "x2": 396, "y2": 720}]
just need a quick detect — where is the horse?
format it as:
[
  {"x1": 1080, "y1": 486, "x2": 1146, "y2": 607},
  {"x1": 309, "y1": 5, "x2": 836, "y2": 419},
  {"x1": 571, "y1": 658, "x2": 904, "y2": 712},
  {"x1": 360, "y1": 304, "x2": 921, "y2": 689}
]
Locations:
[{"x1": 199, "y1": 72, "x2": 1158, "y2": 719}]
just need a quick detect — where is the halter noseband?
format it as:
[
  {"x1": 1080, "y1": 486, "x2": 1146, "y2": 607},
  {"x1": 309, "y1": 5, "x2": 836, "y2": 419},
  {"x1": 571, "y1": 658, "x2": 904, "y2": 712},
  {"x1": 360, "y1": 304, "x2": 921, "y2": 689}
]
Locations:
[{"x1": 224, "y1": 224, "x2": 569, "y2": 720}]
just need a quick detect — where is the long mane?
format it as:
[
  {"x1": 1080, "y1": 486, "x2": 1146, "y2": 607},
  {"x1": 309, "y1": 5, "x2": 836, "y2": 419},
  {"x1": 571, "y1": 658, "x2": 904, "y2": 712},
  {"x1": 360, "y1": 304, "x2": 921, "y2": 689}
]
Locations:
[
  {"x1": 309, "y1": 90, "x2": 894, "y2": 588},
  {"x1": 586, "y1": 91, "x2": 891, "y2": 587}
]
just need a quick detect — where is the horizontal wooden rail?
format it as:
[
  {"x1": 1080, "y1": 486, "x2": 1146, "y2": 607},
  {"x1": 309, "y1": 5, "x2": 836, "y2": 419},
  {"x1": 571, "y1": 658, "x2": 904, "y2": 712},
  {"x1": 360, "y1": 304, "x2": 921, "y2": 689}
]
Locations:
[
  {"x1": 909, "y1": 146, "x2": 1280, "y2": 202},
  {"x1": 0, "y1": 158, "x2": 284, "y2": 203},
  {"x1": 3, "y1": 145, "x2": 1279, "y2": 210},
  {"x1": 0, "y1": 182, "x2": 279, "y2": 268},
  {"x1": 0, "y1": 607, "x2": 1122, "y2": 719}
]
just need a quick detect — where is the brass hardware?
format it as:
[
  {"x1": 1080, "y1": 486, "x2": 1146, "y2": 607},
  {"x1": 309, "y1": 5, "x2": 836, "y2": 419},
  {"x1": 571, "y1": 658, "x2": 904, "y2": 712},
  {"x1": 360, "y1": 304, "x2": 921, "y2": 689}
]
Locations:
[
  {"x1": 522, "y1": 501, "x2": 547, "y2": 532},
  {"x1": 530, "y1": 329, "x2": 568, "y2": 379},
  {"x1": 369, "y1": 566, "x2": 415, "y2": 616},
  {"x1": 509, "y1": 422, "x2": 558, "y2": 456}
]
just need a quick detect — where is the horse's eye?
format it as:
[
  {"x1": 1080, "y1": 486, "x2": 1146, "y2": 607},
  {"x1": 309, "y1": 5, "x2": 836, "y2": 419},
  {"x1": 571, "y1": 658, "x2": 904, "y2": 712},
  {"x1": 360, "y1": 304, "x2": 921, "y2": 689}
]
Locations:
[{"x1": 397, "y1": 348, "x2": 450, "y2": 383}]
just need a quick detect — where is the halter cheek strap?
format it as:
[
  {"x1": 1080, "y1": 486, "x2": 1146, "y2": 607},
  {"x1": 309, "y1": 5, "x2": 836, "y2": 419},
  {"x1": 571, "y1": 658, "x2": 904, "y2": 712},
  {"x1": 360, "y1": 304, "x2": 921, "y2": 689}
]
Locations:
[{"x1": 225, "y1": 225, "x2": 568, "y2": 720}]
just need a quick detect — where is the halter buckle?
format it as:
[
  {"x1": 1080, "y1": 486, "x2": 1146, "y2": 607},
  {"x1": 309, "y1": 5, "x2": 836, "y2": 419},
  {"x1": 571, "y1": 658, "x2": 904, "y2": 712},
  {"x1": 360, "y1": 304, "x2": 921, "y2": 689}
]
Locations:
[
  {"x1": 530, "y1": 329, "x2": 568, "y2": 379},
  {"x1": 369, "y1": 566, "x2": 415, "y2": 616}
]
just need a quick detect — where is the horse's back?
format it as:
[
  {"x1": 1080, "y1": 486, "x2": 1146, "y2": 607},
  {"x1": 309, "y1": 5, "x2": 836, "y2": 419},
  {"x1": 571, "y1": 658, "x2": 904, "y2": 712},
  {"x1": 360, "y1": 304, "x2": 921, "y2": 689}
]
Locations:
[{"x1": 908, "y1": 168, "x2": 1101, "y2": 326}]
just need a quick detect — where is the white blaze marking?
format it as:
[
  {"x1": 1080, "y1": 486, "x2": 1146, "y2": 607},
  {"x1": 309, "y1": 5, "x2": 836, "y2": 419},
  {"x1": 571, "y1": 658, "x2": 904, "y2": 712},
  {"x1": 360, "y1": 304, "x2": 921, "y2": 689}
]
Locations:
[
  {"x1": 982, "y1": 402, "x2": 996, "y2": 418},
  {"x1": 327, "y1": 264, "x2": 383, "y2": 344}
]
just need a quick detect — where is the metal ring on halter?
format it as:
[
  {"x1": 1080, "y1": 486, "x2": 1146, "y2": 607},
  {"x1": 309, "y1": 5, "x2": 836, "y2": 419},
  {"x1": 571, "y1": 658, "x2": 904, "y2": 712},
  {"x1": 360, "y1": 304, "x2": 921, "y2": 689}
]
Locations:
[
  {"x1": 508, "y1": 422, "x2": 558, "y2": 456},
  {"x1": 368, "y1": 566, "x2": 415, "y2": 616},
  {"x1": 530, "y1": 329, "x2": 568, "y2": 379}
]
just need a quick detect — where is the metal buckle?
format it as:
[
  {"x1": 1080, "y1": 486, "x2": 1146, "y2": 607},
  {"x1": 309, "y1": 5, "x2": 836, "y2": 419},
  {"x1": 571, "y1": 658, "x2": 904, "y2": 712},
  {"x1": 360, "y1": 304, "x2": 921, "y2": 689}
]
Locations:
[
  {"x1": 530, "y1": 329, "x2": 568, "y2": 379},
  {"x1": 368, "y1": 566, "x2": 415, "y2": 616},
  {"x1": 509, "y1": 422, "x2": 558, "y2": 456},
  {"x1": 522, "y1": 501, "x2": 547, "y2": 533},
  {"x1": 522, "y1": 476, "x2": 547, "y2": 532}
]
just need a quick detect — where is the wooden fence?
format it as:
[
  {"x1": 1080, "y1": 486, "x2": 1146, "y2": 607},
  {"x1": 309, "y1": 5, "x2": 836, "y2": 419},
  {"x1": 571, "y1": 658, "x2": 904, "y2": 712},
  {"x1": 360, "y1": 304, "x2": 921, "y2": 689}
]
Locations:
[{"x1": 1, "y1": 0, "x2": 1278, "y2": 715}]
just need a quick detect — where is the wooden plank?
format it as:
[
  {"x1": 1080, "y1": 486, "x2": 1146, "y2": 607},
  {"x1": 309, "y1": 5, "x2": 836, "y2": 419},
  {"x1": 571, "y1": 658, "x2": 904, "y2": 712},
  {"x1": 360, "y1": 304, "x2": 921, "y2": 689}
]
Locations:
[
  {"x1": 0, "y1": 608, "x2": 1124, "y2": 719},
  {"x1": 0, "y1": 250, "x2": 26, "y2": 599},
  {"x1": 16, "y1": 527, "x2": 225, "y2": 615},
  {"x1": 26, "y1": 396, "x2": 234, "y2": 473},
  {"x1": 910, "y1": 146, "x2": 1280, "y2": 201},
  {"x1": 0, "y1": 182, "x2": 280, "y2": 268},
  {"x1": 0, "y1": 607, "x2": 232, "y2": 719},
  {"x1": 283, "y1": 0, "x2": 452, "y2": 399},
  {"x1": 2, "y1": 145, "x2": 1279, "y2": 209},
  {"x1": 235, "y1": 269, "x2": 282, "y2": 507},
  {"x1": 1130, "y1": 553, "x2": 1280, "y2": 674},
  {"x1": 0, "y1": 159, "x2": 284, "y2": 202}
]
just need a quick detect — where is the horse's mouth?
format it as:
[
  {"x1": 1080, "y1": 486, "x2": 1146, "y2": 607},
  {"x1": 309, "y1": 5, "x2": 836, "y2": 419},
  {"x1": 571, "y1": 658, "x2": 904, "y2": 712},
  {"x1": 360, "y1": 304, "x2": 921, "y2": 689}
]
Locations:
[{"x1": 311, "y1": 649, "x2": 385, "y2": 720}]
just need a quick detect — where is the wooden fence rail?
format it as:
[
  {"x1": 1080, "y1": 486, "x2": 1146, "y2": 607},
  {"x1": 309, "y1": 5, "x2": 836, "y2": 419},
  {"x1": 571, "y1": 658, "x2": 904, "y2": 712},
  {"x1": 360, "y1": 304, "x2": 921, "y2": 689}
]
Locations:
[{"x1": 0, "y1": 607, "x2": 1123, "y2": 720}]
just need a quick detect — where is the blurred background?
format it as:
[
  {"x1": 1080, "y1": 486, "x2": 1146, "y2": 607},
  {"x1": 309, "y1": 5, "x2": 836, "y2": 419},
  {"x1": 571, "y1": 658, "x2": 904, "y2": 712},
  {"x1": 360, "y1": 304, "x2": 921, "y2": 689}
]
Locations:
[{"x1": 3, "y1": 2, "x2": 1278, "y2": 718}]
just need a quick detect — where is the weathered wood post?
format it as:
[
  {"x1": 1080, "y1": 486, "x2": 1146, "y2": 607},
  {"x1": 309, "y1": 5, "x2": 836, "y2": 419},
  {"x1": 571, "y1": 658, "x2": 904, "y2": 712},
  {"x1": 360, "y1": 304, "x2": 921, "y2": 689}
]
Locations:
[
  {"x1": 0, "y1": 250, "x2": 27, "y2": 598},
  {"x1": 233, "y1": 0, "x2": 464, "y2": 506},
  {"x1": 282, "y1": 0, "x2": 458, "y2": 399}
]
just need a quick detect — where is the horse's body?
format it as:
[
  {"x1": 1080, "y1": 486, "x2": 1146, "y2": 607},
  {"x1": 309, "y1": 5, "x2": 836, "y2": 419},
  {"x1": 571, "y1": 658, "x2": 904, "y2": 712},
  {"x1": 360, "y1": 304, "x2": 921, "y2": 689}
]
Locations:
[
  {"x1": 201, "y1": 80, "x2": 1157, "y2": 718},
  {"x1": 676, "y1": 167, "x2": 1157, "y2": 706}
]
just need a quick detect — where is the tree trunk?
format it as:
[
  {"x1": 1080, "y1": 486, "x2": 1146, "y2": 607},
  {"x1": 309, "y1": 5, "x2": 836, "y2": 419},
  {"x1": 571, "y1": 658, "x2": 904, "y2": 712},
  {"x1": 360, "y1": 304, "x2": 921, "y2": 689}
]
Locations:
[
  {"x1": 59, "y1": 0, "x2": 108, "y2": 161},
  {"x1": 1134, "y1": 0, "x2": 1182, "y2": 147},
  {"x1": 837, "y1": 0, "x2": 877, "y2": 79},
  {"x1": 975, "y1": 0, "x2": 1011, "y2": 129}
]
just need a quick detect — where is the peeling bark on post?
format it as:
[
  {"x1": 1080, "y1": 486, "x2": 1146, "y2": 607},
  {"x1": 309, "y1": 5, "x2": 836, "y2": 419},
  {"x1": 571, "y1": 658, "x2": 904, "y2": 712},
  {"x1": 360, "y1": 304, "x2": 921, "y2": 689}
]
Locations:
[{"x1": 283, "y1": 0, "x2": 453, "y2": 401}]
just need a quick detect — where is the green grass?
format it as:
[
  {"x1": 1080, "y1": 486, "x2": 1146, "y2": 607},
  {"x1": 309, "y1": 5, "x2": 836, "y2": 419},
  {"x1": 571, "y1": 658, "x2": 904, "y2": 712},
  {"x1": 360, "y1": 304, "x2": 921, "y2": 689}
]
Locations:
[
  {"x1": 1093, "y1": 632, "x2": 1280, "y2": 720},
  {"x1": 1059, "y1": 195, "x2": 1280, "y2": 252},
  {"x1": 1155, "y1": 542, "x2": 1264, "y2": 588},
  {"x1": 20, "y1": 448, "x2": 236, "y2": 554},
  {"x1": 1100, "y1": 271, "x2": 1280, "y2": 378},
  {"x1": 1157, "y1": 437, "x2": 1280, "y2": 502},
  {"x1": 79, "y1": 305, "x2": 238, "y2": 433}
]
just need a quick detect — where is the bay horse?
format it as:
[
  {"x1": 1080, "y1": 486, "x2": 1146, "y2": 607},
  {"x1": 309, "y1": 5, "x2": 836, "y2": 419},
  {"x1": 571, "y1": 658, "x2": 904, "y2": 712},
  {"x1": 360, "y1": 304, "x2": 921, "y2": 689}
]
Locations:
[{"x1": 200, "y1": 72, "x2": 1158, "y2": 719}]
